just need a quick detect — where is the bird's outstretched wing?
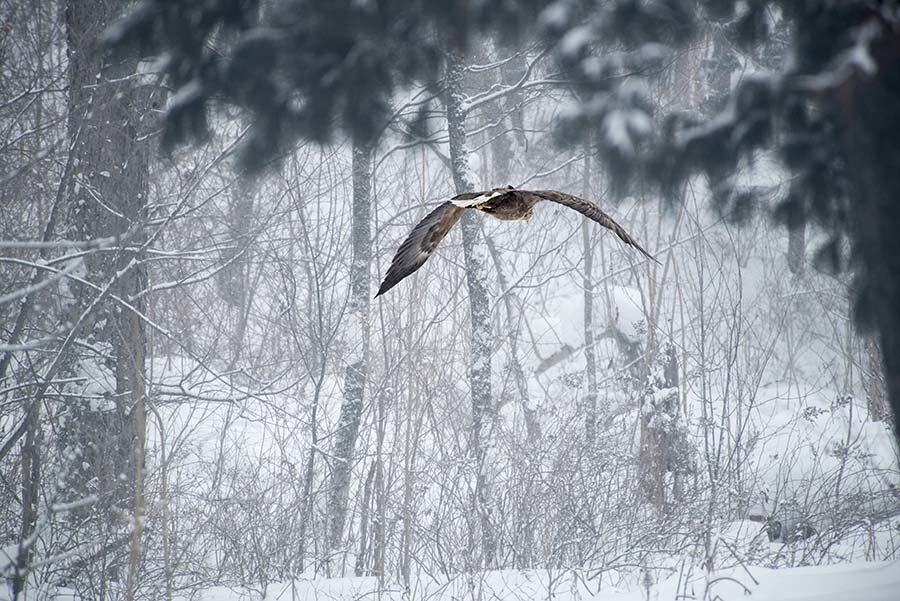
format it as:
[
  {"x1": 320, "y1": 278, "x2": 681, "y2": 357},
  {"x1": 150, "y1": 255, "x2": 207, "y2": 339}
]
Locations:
[
  {"x1": 376, "y1": 201, "x2": 466, "y2": 297},
  {"x1": 534, "y1": 190, "x2": 659, "y2": 263}
]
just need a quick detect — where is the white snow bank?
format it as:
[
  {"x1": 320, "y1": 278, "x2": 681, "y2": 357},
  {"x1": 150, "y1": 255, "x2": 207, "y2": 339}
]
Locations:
[
  {"x1": 743, "y1": 383, "x2": 900, "y2": 526},
  {"x1": 156, "y1": 561, "x2": 900, "y2": 601},
  {"x1": 750, "y1": 560, "x2": 900, "y2": 601}
]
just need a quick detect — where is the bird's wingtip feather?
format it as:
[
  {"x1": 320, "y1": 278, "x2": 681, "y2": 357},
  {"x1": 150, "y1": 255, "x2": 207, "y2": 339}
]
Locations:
[{"x1": 375, "y1": 279, "x2": 395, "y2": 297}]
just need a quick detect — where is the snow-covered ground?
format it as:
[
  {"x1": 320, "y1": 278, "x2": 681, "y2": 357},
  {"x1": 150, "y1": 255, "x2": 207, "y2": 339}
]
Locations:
[
  {"x1": 4, "y1": 555, "x2": 898, "y2": 600},
  {"x1": 142, "y1": 560, "x2": 900, "y2": 601}
]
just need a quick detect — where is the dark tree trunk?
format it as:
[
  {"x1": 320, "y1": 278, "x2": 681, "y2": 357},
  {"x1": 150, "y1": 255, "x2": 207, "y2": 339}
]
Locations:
[
  {"x1": 787, "y1": 222, "x2": 806, "y2": 275},
  {"x1": 11, "y1": 401, "x2": 41, "y2": 600},
  {"x1": 830, "y1": 23, "x2": 900, "y2": 439},
  {"x1": 445, "y1": 47, "x2": 496, "y2": 569},
  {"x1": 60, "y1": 0, "x2": 153, "y2": 589}
]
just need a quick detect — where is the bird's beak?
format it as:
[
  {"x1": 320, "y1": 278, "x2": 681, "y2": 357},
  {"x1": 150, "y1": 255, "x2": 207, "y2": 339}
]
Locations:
[{"x1": 524, "y1": 213, "x2": 531, "y2": 224}]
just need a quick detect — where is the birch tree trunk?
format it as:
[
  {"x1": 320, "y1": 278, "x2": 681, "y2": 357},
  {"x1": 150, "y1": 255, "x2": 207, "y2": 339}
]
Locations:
[
  {"x1": 354, "y1": 461, "x2": 376, "y2": 576},
  {"x1": 445, "y1": 47, "x2": 496, "y2": 569},
  {"x1": 326, "y1": 140, "x2": 372, "y2": 572},
  {"x1": 864, "y1": 337, "x2": 888, "y2": 422}
]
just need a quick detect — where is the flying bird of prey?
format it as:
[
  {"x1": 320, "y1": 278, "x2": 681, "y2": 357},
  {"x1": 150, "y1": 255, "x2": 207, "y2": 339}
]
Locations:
[{"x1": 375, "y1": 186, "x2": 658, "y2": 297}]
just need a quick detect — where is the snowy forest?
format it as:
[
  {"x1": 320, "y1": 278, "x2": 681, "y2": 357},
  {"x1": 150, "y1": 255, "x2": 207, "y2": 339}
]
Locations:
[{"x1": 1, "y1": 1, "x2": 900, "y2": 600}]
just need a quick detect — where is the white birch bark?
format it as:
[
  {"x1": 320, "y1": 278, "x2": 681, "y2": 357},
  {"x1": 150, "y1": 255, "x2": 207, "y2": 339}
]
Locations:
[{"x1": 445, "y1": 47, "x2": 496, "y2": 569}]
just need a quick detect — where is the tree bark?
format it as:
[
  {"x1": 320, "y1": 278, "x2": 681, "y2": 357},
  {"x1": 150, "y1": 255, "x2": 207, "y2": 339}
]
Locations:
[
  {"x1": 864, "y1": 337, "x2": 888, "y2": 422},
  {"x1": 61, "y1": 0, "x2": 153, "y2": 589},
  {"x1": 787, "y1": 222, "x2": 806, "y2": 275},
  {"x1": 12, "y1": 400, "x2": 41, "y2": 600},
  {"x1": 830, "y1": 22, "x2": 900, "y2": 439},
  {"x1": 354, "y1": 461, "x2": 376, "y2": 576},
  {"x1": 326, "y1": 140, "x2": 372, "y2": 572},
  {"x1": 125, "y1": 311, "x2": 146, "y2": 601},
  {"x1": 219, "y1": 179, "x2": 255, "y2": 368},
  {"x1": 445, "y1": 47, "x2": 496, "y2": 569},
  {"x1": 581, "y1": 146, "x2": 598, "y2": 442}
]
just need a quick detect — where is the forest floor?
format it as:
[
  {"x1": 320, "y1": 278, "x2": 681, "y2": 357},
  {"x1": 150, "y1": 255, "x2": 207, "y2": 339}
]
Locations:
[{"x1": 177, "y1": 559, "x2": 900, "y2": 601}]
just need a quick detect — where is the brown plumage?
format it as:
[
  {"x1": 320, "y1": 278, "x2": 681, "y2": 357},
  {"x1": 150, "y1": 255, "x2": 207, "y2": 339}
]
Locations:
[{"x1": 375, "y1": 186, "x2": 658, "y2": 297}]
